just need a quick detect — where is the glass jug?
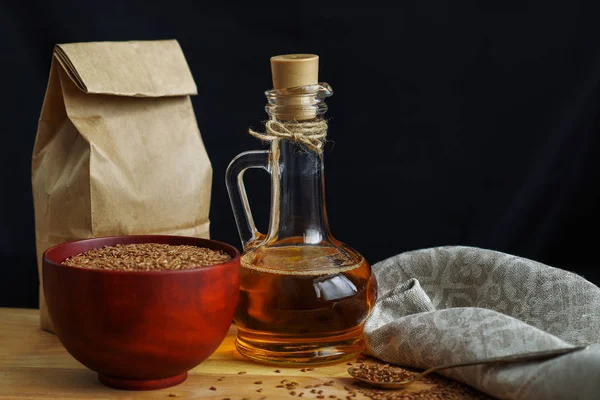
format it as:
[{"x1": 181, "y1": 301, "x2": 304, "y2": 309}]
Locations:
[{"x1": 226, "y1": 54, "x2": 377, "y2": 365}]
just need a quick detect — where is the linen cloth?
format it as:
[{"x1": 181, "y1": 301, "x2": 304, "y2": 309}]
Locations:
[{"x1": 364, "y1": 246, "x2": 600, "y2": 400}]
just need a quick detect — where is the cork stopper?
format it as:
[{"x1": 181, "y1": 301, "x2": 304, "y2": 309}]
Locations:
[
  {"x1": 270, "y1": 54, "x2": 319, "y2": 89},
  {"x1": 270, "y1": 54, "x2": 319, "y2": 120}
]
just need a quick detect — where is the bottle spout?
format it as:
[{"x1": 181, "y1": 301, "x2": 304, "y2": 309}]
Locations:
[{"x1": 268, "y1": 54, "x2": 331, "y2": 121}]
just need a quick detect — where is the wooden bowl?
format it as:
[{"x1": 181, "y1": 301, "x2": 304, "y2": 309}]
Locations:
[{"x1": 43, "y1": 235, "x2": 240, "y2": 391}]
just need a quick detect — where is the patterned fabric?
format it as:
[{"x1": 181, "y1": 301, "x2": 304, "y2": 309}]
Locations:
[{"x1": 364, "y1": 246, "x2": 600, "y2": 400}]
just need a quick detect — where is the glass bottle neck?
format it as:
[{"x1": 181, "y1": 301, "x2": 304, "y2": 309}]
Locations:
[
  {"x1": 262, "y1": 83, "x2": 334, "y2": 245},
  {"x1": 265, "y1": 138, "x2": 331, "y2": 244}
]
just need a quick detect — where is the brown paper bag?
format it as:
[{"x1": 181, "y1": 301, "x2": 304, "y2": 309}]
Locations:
[{"x1": 32, "y1": 40, "x2": 212, "y2": 332}]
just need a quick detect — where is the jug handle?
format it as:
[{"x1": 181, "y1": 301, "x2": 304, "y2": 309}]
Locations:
[{"x1": 226, "y1": 150, "x2": 269, "y2": 250}]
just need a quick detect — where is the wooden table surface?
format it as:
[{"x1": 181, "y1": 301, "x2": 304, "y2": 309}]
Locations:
[{"x1": 0, "y1": 308, "x2": 486, "y2": 399}]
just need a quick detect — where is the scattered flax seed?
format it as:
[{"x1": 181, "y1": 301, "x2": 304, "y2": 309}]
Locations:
[
  {"x1": 305, "y1": 385, "x2": 313, "y2": 388},
  {"x1": 275, "y1": 369, "x2": 281, "y2": 373},
  {"x1": 329, "y1": 396, "x2": 337, "y2": 399},
  {"x1": 299, "y1": 393, "x2": 304, "y2": 397},
  {"x1": 276, "y1": 385, "x2": 285, "y2": 388},
  {"x1": 168, "y1": 395, "x2": 177, "y2": 398},
  {"x1": 238, "y1": 371, "x2": 247, "y2": 375},
  {"x1": 290, "y1": 391, "x2": 296, "y2": 395},
  {"x1": 254, "y1": 381, "x2": 263, "y2": 384},
  {"x1": 62, "y1": 243, "x2": 231, "y2": 271},
  {"x1": 257, "y1": 389, "x2": 263, "y2": 393},
  {"x1": 301, "y1": 368, "x2": 307, "y2": 372},
  {"x1": 317, "y1": 396, "x2": 325, "y2": 399},
  {"x1": 311, "y1": 389, "x2": 317, "y2": 393},
  {"x1": 324, "y1": 381, "x2": 334, "y2": 386},
  {"x1": 209, "y1": 386, "x2": 217, "y2": 391},
  {"x1": 281, "y1": 379, "x2": 288, "y2": 384},
  {"x1": 217, "y1": 377, "x2": 225, "y2": 381}
]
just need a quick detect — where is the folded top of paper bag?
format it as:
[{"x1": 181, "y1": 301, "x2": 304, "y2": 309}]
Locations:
[{"x1": 54, "y1": 40, "x2": 197, "y2": 97}]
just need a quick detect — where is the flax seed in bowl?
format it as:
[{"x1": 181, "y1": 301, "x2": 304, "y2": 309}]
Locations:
[
  {"x1": 62, "y1": 243, "x2": 232, "y2": 271},
  {"x1": 42, "y1": 235, "x2": 240, "y2": 391}
]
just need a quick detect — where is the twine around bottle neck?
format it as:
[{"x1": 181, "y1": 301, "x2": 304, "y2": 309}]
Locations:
[{"x1": 248, "y1": 118, "x2": 328, "y2": 154}]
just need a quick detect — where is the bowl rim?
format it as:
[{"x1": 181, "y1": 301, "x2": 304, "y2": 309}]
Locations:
[{"x1": 42, "y1": 235, "x2": 241, "y2": 276}]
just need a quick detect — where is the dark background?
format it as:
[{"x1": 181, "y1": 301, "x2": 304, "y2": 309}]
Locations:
[{"x1": 2, "y1": 2, "x2": 599, "y2": 308}]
